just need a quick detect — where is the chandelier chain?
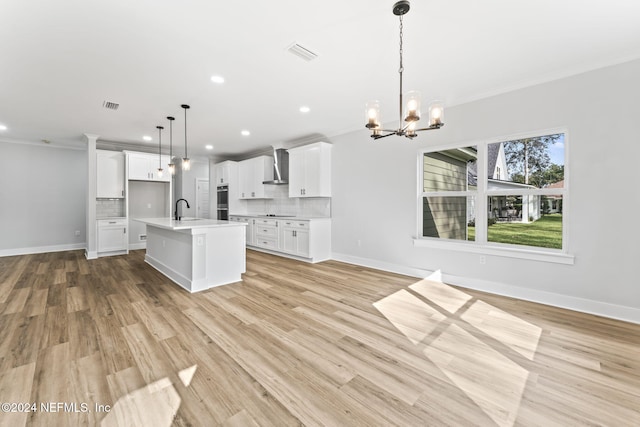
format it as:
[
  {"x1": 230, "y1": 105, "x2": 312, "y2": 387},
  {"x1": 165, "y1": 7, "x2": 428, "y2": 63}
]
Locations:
[{"x1": 399, "y1": 15, "x2": 404, "y2": 73}]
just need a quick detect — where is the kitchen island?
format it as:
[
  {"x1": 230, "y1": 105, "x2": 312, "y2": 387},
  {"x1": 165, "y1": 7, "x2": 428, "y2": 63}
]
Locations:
[{"x1": 135, "y1": 218, "x2": 246, "y2": 292}]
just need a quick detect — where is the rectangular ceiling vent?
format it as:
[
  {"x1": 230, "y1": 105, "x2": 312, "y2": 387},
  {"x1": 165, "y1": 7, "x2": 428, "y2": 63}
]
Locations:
[
  {"x1": 102, "y1": 101, "x2": 120, "y2": 110},
  {"x1": 287, "y1": 43, "x2": 318, "y2": 61}
]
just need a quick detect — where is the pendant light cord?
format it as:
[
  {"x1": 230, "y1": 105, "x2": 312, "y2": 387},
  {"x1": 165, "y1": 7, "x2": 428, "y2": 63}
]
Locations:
[{"x1": 183, "y1": 106, "x2": 188, "y2": 159}]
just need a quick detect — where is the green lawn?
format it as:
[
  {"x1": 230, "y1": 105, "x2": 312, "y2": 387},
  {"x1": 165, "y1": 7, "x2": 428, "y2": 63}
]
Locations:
[{"x1": 468, "y1": 214, "x2": 562, "y2": 249}]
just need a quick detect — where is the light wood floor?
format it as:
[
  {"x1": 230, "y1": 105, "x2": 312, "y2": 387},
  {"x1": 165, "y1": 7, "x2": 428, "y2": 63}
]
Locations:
[{"x1": 0, "y1": 249, "x2": 638, "y2": 426}]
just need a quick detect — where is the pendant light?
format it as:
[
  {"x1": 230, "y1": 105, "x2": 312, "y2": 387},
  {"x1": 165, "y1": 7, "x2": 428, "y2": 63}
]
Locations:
[
  {"x1": 365, "y1": 1, "x2": 445, "y2": 140},
  {"x1": 181, "y1": 104, "x2": 191, "y2": 171},
  {"x1": 167, "y1": 116, "x2": 175, "y2": 175},
  {"x1": 156, "y1": 125, "x2": 164, "y2": 178}
]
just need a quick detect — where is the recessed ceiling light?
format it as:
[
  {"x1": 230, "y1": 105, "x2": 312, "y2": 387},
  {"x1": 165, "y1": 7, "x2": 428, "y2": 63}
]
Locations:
[
  {"x1": 205, "y1": 145, "x2": 213, "y2": 150},
  {"x1": 143, "y1": 135, "x2": 152, "y2": 141},
  {"x1": 241, "y1": 130, "x2": 250, "y2": 136},
  {"x1": 210, "y1": 75, "x2": 225, "y2": 84},
  {"x1": 0, "y1": 124, "x2": 7, "y2": 131},
  {"x1": 299, "y1": 106, "x2": 310, "y2": 113}
]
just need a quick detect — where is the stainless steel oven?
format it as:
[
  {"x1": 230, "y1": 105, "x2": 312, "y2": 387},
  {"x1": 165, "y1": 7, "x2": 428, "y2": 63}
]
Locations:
[{"x1": 217, "y1": 185, "x2": 228, "y2": 220}]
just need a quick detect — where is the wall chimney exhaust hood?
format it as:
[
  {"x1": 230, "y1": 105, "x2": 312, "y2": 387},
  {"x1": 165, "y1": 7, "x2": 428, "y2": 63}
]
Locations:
[{"x1": 262, "y1": 147, "x2": 289, "y2": 185}]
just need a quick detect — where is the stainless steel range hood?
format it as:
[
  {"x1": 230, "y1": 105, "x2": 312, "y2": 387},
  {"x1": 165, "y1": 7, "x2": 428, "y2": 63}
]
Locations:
[{"x1": 262, "y1": 147, "x2": 289, "y2": 185}]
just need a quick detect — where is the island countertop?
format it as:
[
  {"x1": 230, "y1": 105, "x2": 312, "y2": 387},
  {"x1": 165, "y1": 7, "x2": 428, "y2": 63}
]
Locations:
[{"x1": 135, "y1": 217, "x2": 246, "y2": 231}]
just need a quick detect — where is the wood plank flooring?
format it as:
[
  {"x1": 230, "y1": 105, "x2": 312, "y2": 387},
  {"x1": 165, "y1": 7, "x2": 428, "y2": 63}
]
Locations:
[{"x1": 0, "y1": 249, "x2": 639, "y2": 426}]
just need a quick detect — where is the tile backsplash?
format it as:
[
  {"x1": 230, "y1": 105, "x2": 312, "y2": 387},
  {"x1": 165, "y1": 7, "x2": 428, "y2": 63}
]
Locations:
[
  {"x1": 245, "y1": 185, "x2": 331, "y2": 217},
  {"x1": 97, "y1": 198, "x2": 125, "y2": 218}
]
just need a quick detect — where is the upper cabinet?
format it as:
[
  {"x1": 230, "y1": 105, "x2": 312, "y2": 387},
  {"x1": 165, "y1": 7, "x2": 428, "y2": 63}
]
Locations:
[
  {"x1": 127, "y1": 152, "x2": 171, "y2": 182},
  {"x1": 238, "y1": 156, "x2": 273, "y2": 199},
  {"x1": 214, "y1": 160, "x2": 236, "y2": 186},
  {"x1": 288, "y1": 142, "x2": 332, "y2": 198},
  {"x1": 97, "y1": 150, "x2": 125, "y2": 198}
]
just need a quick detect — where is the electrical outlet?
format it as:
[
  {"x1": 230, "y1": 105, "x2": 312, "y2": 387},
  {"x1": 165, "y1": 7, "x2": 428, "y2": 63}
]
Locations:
[
  {"x1": 75, "y1": 230, "x2": 81, "y2": 236},
  {"x1": 479, "y1": 255, "x2": 486, "y2": 265},
  {"x1": 357, "y1": 239, "x2": 362, "y2": 247}
]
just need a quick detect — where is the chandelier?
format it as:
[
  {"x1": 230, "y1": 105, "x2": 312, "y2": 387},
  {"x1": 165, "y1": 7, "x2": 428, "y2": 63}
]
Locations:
[{"x1": 365, "y1": 1, "x2": 444, "y2": 140}]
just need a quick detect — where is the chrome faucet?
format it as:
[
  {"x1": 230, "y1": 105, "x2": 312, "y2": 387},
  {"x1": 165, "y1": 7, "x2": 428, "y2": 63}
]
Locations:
[{"x1": 174, "y1": 198, "x2": 190, "y2": 220}]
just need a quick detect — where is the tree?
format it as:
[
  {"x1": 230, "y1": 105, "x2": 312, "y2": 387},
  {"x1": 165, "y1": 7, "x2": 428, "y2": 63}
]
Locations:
[{"x1": 503, "y1": 134, "x2": 562, "y2": 186}]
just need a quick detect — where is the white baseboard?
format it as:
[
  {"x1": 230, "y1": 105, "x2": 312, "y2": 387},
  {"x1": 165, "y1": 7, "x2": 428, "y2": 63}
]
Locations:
[
  {"x1": 331, "y1": 252, "x2": 640, "y2": 325},
  {"x1": 0, "y1": 243, "x2": 86, "y2": 258}
]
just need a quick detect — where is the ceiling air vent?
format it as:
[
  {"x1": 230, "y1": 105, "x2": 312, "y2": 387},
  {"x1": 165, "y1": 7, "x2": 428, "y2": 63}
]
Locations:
[
  {"x1": 102, "y1": 101, "x2": 120, "y2": 110},
  {"x1": 287, "y1": 43, "x2": 318, "y2": 61}
]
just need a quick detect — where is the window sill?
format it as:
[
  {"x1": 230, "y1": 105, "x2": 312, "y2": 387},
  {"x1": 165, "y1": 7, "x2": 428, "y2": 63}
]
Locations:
[{"x1": 412, "y1": 238, "x2": 575, "y2": 265}]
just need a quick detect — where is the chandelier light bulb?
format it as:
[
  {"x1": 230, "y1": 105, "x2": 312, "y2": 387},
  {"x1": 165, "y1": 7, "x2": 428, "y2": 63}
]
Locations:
[
  {"x1": 429, "y1": 101, "x2": 444, "y2": 126},
  {"x1": 365, "y1": 100, "x2": 381, "y2": 128},
  {"x1": 404, "y1": 91, "x2": 421, "y2": 122}
]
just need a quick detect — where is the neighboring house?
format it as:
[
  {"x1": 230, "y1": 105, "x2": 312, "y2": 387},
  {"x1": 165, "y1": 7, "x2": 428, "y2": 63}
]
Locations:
[
  {"x1": 423, "y1": 143, "x2": 542, "y2": 240},
  {"x1": 543, "y1": 180, "x2": 564, "y2": 213},
  {"x1": 467, "y1": 142, "x2": 541, "y2": 224}
]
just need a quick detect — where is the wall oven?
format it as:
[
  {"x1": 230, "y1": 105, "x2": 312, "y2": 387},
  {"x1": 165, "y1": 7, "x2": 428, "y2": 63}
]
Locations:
[{"x1": 217, "y1": 185, "x2": 229, "y2": 220}]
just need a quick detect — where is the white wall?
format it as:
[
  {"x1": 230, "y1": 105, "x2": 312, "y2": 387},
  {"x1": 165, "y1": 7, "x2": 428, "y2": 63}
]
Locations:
[
  {"x1": 177, "y1": 158, "x2": 209, "y2": 218},
  {"x1": 0, "y1": 141, "x2": 86, "y2": 255},
  {"x1": 331, "y1": 59, "x2": 640, "y2": 322}
]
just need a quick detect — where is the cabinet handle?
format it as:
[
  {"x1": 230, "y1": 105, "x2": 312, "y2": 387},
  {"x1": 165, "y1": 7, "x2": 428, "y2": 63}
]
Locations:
[
  {"x1": 109, "y1": 221, "x2": 116, "y2": 224},
  {"x1": 124, "y1": 228, "x2": 126, "y2": 234}
]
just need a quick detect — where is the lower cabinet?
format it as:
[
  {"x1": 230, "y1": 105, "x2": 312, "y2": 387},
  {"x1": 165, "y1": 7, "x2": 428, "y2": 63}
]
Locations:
[
  {"x1": 229, "y1": 216, "x2": 330, "y2": 263},
  {"x1": 254, "y1": 218, "x2": 279, "y2": 250},
  {"x1": 97, "y1": 219, "x2": 128, "y2": 254},
  {"x1": 280, "y1": 220, "x2": 310, "y2": 258}
]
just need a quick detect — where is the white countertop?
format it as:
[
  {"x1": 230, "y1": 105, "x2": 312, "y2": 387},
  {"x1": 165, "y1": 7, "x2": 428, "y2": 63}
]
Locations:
[
  {"x1": 134, "y1": 217, "x2": 246, "y2": 231},
  {"x1": 229, "y1": 214, "x2": 331, "y2": 220}
]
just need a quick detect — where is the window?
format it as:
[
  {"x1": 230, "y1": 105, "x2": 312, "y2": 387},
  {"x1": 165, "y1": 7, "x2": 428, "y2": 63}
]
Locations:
[{"x1": 418, "y1": 131, "x2": 568, "y2": 258}]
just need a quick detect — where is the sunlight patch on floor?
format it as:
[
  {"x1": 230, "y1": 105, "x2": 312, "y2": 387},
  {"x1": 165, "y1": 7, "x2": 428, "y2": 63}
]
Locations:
[
  {"x1": 461, "y1": 300, "x2": 542, "y2": 360},
  {"x1": 424, "y1": 323, "x2": 529, "y2": 427},
  {"x1": 101, "y1": 365, "x2": 198, "y2": 427},
  {"x1": 410, "y1": 276, "x2": 472, "y2": 314},
  {"x1": 374, "y1": 276, "x2": 542, "y2": 427},
  {"x1": 373, "y1": 289, "x2": 446, "y2": 345}
]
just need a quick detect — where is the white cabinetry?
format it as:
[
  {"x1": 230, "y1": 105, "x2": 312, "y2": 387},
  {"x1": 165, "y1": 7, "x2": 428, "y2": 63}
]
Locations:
[
  {"x1": 230, "y1": 216, "x2": 330, "y2": 262},
  {"x1": 288, "y1": 142, "x2": 332, "y2": 198},
  {"x1": 230, "y1": 216, "x2": 254, "y2": 246},
  {"x1": 280, "y1": 220, "x2": 310, "y2": 258},
  {"x1": 214, "y1": 161, "x2": 235, "y2": 186},
  {"x1": 254, "y1": 218, "x2": 279, "y2": 250},
  {"x1": 238, "y1": 156, "x2": 273, "y2": 199},
  {"x1": 97, "y1": 150, "x2": 125, "y2": 198},
  {"x1": 97, "y1": 219, "x2": 128, "y2": 254},
  {"x1": 127, "y1": 152, "x2": 171, "y2": 182}
]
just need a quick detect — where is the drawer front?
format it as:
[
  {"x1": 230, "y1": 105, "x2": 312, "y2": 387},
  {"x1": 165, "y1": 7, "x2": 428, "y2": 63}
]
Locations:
[
  {"x1": 255, "y1": 218, "x2": 278, "y2": 226},
  {"x1": 281, "y1": 220, "x2": 309, "y2": 229},
  {"x1": 255, "y1": 237, "x2": 278, "y2": 249},
  {"x1": 255, "y1": 225, "x2": 278, "y2": 238},
  {"x1": 98, "y1": 219, "x2": 127, "y2": 227}
]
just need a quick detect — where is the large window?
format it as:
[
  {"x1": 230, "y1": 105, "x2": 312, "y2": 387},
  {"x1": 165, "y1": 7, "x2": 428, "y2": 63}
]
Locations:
[{"x1": 419, "y1": 132, "x2": 567, "y2": 255}]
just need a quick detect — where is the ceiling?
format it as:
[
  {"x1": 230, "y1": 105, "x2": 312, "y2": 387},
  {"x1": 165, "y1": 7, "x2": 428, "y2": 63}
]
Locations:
[{"x1": 1, "y1": 0, "x2": 640, "y2": 159}]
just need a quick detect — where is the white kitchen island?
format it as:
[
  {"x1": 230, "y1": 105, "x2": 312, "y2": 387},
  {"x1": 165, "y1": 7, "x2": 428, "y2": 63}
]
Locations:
[{"x1": 135, "y1": 218, "x2": 246, "y2": 292}]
